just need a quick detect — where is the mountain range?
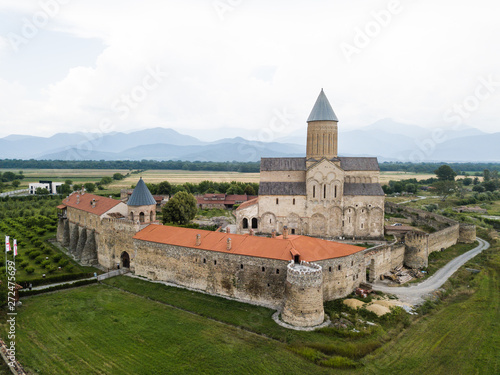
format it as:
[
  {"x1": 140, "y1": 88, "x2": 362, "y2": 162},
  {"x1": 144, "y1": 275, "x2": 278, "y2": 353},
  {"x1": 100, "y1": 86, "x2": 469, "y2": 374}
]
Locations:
[{"x1": 0, "y1": 119, "x2": 498, "y2": 162}]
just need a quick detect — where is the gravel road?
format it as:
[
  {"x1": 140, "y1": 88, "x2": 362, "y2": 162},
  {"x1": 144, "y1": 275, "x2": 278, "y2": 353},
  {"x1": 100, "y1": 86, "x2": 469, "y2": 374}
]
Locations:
[{"x1": 371, "y1": 238, "x2": 490, "y2": 305}]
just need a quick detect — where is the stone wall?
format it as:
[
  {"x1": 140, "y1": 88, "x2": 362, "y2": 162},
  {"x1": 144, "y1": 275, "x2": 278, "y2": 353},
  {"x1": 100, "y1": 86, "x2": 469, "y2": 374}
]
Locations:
[
  {"x1": 133, "y1": 239, "x2": 289, "y2": 308},
  {"x1": 316, "y1": 252, "x2": 366, "y2": 300},
  {"x1": 98, "y1": 218, "x2": 140, "y2": 270},
  {"x1": 428, "y1": 224, "x2": 459, "y2": 254},
  {"x1": 362, "y1": 240, "x2": 405, "y2": 281},
  {"x1": 459, "y1": 223, "x2": 476, "y2": 243}
]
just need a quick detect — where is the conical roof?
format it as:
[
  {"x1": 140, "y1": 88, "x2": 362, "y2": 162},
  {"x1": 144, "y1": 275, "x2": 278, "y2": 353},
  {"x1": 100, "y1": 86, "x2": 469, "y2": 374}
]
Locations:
[
  {"x1": 307, "y1": 89, "x2": 338, "y2": 122},
  {"x1": 127, "y1": 178, "x2": 156, "y2": 206}
]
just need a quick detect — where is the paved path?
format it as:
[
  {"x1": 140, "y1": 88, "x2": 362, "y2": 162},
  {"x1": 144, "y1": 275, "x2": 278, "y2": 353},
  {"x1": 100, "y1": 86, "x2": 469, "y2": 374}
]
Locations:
[
  {"x1": 372, "y1": 238, "x2": 490, "y2": 305},
  {"x1": 28, "y1": 269, "x2": 128, "y2": 291}
]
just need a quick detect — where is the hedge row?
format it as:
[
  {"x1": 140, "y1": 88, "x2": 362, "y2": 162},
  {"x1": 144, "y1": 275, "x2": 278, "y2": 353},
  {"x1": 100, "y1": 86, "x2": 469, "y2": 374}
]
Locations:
[{"x1": 20, "y1": 272, "x2": 94, "y2": 288}]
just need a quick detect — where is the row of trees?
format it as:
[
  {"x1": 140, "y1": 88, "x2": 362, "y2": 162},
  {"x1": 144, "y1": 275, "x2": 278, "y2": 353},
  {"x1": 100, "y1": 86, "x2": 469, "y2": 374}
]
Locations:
[
  {"x1": 143, "y1": 180, "x2": 259, "y2": 196},
  {"x1": 379, "y1": 162, "x2": 500, "y2": 174},
  {"x1": 0, "y1": 159, "x2": 260, "y2": 172}
]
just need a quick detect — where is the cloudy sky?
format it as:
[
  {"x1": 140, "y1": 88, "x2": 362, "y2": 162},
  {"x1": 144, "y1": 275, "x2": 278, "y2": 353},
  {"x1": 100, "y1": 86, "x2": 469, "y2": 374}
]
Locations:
[{"x1": 0, "y1": 0, "x2": 499, "y2": 141}]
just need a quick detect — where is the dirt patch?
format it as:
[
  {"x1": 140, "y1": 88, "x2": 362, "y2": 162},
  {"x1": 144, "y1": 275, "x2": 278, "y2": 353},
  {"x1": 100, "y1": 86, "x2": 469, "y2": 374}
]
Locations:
[{"x1": 343, "y1": 299, "x2": 365, "y2": 309}]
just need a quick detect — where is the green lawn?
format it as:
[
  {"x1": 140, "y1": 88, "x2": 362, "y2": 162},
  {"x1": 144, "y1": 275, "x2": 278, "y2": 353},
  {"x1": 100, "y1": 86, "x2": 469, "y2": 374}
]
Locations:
[{"x1": 11, "y1": 284, "x2": 336, "y2": 375}]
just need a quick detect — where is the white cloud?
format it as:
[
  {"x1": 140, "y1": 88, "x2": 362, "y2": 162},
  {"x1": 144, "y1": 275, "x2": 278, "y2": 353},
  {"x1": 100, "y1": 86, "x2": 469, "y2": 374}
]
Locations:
[{"x1": 0, "y1": 0, "x2": 499, "y2": 139}]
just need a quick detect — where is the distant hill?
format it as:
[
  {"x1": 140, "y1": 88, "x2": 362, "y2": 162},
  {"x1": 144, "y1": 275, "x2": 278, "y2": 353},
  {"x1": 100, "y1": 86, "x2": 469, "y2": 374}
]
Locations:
[{"x1": 1, "y1": 120, "x2": 498, "y2": 162}]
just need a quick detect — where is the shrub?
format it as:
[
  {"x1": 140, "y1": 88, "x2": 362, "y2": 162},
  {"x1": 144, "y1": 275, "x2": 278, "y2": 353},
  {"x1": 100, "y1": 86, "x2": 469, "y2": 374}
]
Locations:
[
  {"x1": 53, "y1": 254, "x2": 63, "y2": 262},
  {"x1": 25, "y1": 266, "x2": 35, "y2": 274},
  {"x1": 42, "y1": 246, "x2": 53, "y2": 255},
  {"x1": 28, "y1": 250, "x2": 41, "y2": 259},
  {"x1": 58, "y1": 258, "x2": 69, "y2": 267},
  {"x1": 34, "y1": 255, "x2": 44, "y2": 264},
  {"x1": 19, "y1": 261, "x2": 29, "y2": 269},
  {"x1": 319, "y1": 356, "x2": 358, "y2": 369},
  {"x1": 47, "y1": 265, "x2": 58, "y2": 274},
  {"x1": 41, "y1": 260, "x2": 51, "y2": 268}
]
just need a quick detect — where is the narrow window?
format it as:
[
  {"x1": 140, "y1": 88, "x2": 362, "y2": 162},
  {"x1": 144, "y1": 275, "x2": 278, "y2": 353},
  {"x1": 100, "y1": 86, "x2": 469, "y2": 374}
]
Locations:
[
  {"x1": 342, "y1": 220, "x2": 345, "y2": 227},
  {"x1": 276, "y1": 269, "x2": 279, "y2": 274},
  {"x1": 351, "y1": 261, "x2": 354, "y2": 266},
  {"x1": 338, "y1": 265, "x2": 342, "y2": 271},
  {"x1": 291, "y1": 228, "x2": 295, "y2": 234},
  {"x1": 276, "y1": 198, "x2": 279, "y2": 205},
  {"x1": 240, "y1": 264, "x2": 244, "y2": 269},
  {"x1": 293, "y1": 198, "x2": 295, "y2": 205},
  {"x1": 203, "y1": 258, "x2": 206, "y2": 264},
  {"x1": 329, "y1": 266, "x2": 332, "y2": 272},
  {"x1": 334, "y1": 185, "x2": 337, "y2": 198},
  {"x1": 348, "y1": 217, "x2": 351, "y2": 224},
  {"x1": 214, "y1": 260, "x2": 217, "y2": 265},
  {"x1": 323, "y1": 185, "x2": 326, "y2": 199},
  {"x1": 313, "y1": 185, "x2": 316, "y2": 198},
  {"x1": 262, "y1": 267, "x2": 265, "y2": 272}
]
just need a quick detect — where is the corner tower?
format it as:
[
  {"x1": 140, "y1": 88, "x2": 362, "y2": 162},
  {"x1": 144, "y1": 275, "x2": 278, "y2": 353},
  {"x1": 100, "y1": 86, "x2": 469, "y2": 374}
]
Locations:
[{"x1": 306, "y1": 89, "x2": 339, "y2": 161}]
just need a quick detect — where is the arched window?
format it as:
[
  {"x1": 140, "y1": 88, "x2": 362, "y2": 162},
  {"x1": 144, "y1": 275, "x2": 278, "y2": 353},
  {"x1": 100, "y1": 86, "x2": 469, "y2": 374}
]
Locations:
[
  {"x1": 313, "y1": 185, "x2": 316, "y2": 198},
  {"x1": 139, "y1": 212, "x2": 145, "y2": 223},
  {"x1": 129, "y1": 212, "x2": 134, "y2": 221},
  {"x1": 334, "y1": 185, "x2": 337, "y2": 198},
  {"x1": 323, "y1": 185, "x2": 326, "y2": 199},
  {"x1": 251, "y1": 218, "x2": 258, "y2": 229},
  {"x1": 242, "y1": 218, "x2": 248, "y2": 229}
]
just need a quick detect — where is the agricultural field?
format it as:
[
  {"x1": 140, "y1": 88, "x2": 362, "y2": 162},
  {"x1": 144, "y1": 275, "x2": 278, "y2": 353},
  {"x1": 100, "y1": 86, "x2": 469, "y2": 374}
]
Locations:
[
  {"x1": 109, "y1": 170, "x2": 261, "y2": 190},
  {"x1": 0, "y1": 196, "x2": 96, "y2": 285}
]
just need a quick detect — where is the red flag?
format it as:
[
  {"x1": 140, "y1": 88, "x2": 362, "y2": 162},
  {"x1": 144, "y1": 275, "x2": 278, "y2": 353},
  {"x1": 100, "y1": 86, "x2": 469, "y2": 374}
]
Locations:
[
  {"x1": 13, "y1": 239, "x2": 17, "y2": 256},
  {"x1": 5, "y1": 236, "x2": 10, "y2": 252}
]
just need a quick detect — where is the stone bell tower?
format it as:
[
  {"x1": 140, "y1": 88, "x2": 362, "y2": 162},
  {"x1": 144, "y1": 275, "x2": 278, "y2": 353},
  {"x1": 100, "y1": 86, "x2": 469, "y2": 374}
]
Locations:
[{"x1": 306, "y1": 89, "x2": 339, "y2": 161}]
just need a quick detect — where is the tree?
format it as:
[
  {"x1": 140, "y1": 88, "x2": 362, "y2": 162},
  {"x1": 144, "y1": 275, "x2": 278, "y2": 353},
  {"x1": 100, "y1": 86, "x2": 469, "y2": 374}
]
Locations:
[
  {"x1": 434, "y1": 165, "x2": 457, "y2": 181},
  {"x1": 483, "y1": 180, "x2": 498, "y2": 192},
  {"x1": 405, "y1": 183, "x2": 417, "y2": 194},
  {"x1": 2, "y1": 171, "x2": 16, "y2": 181},
  {"x1": 11, "y1": 180, "x2": 20, "y2": 188},
  {"x1": 462, "y1": 177, "x2": 473, "y2": 186},
  {"x1": 35, "y1": 187, "x2": 49, "y2": 195},
  {"x1": 84, "y1": 182, "x2": 96, "y2": 193},
  {"x1": 113, "y1": 173, "x2": 125, "y2": 180},
  {"x1": 57, "y1": 183, "x2": 72, "y2": 195},
  {"x1": 483, "y1": 169, "x2": 491, "y2": 182},
  {"x1": 65, "y1": 179, "x2": 73, "y2": 185},
  {"x1": 157, "y1": 181, "x2": 172, "y2": 195},
  {"x1": 433, "y1": 180, "x2": 456, "y2": 201},
  {"x1": 244, "y1": 184, "x2": 256, "y2": 195},
  {"x1": 99, "y1": 177, "x2": 113, "y2": 185},
  {"x1": 162, "y1": 191, "x2": 197, "y2": 225},
  {"x1": 473, "y1": 177, "x2": 480, "y2": 185}
]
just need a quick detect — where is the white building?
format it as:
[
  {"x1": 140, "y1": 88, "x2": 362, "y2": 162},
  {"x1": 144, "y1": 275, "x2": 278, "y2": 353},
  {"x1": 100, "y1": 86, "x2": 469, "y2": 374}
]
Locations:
[{"x1": 29, "y1": 181, "x2": 63, "y2": 195}]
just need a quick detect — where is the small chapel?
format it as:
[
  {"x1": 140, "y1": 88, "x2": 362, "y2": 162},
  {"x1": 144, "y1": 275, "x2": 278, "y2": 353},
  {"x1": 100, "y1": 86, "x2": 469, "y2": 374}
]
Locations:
[{"x1": 236, "y1": 89, "x2": 385, "y2": 239}]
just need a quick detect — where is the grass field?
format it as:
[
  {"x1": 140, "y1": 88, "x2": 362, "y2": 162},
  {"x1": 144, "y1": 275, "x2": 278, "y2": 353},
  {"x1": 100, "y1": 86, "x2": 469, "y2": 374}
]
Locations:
[
  {"x1": 10, "y1": 284, "x2": 335, "y2": 375},
  {"x1": 360, "y1": 244, "x2": 500, "y2": 374},
  {"x1": 4, "y1": 237, "x2": 499, "y2": 374}
]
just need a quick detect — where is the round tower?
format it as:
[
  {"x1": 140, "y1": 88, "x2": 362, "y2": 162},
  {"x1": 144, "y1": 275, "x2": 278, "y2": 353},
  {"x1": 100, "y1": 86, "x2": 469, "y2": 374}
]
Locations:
[
  {"x1": 282, "y1": 260, "x2": 324, "y2": 327},
  {"x1": 306, "y1": 89, "x2": 339, "y2": 160},
  {"x1": 127, "y1": 177, "x2": 157, "y2": 224}
]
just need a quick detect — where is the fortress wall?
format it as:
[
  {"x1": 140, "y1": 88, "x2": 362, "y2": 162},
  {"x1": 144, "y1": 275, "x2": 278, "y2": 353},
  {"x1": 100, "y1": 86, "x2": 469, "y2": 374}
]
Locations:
[
  {"x1": 428, "y1": 224, "x2": 459, "y2": 254},
  {"x1": 98, "y1": 218, "x2": 140, "y2": 270},
  {"x1": 316, "y1": 252, "x2": 365, "y2": 300},
  {"x1": 385, "y1": 202, "x2": 458, "y2": 230},
  {"x1": 362, "y1": 241, "x2": 405, "y2": 282},
  {"x1": 459, "y1": 223, "x2": 476, "y2": 243},
  {"x1": 133, "y1": 239, "x2": 289, "y2": 308}
]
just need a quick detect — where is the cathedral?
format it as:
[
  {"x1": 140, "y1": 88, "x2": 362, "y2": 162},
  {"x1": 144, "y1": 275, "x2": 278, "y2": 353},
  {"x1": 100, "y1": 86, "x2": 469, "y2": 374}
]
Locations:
[{"x1": 236, "y1": 89, "x2": 385, "y2": 239}]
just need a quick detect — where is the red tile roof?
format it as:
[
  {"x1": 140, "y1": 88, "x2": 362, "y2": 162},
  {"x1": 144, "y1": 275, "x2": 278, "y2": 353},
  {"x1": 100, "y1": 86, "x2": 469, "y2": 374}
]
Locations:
[
  {"x1": 133, "y1": 224, "x2": 365, "y2": 262},
  {"x1": 62, "y1": 192, "x2": 122, "y2": 216}
]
